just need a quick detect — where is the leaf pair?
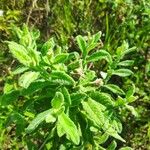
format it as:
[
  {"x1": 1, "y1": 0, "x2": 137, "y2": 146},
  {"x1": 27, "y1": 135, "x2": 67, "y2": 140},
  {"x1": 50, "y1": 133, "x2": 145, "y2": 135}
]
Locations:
[{"x1": 76, "y1": 31, "x2": 101, "y2": 59}]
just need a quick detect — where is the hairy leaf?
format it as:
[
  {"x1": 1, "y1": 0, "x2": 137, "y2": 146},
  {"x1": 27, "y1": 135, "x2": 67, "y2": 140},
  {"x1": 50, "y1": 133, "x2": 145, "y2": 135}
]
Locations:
[
  {"x1": 51, "y1": 92, "x2": 64, "y2": 109},
  {"x1": 87, "y1": 50, "x2": 112, "y2": 63},
  {"x1": 41, "y1": 38, "x2": 55, "y2": 55},
  {"x1": 57, "y1": 122, "x2": 66, "y2": 137},
  {"x1": 54, "y1": 53, "x2": 69, "y2": 64},
  {"x1": 76, "y1": 35, "x2": 87, "y2": 59},
  {"x1": 82, "y1": 98, "x2": 105, "y2": 127},
  {"x1": 61, "y1": 87, "x2": 71, "y2": 106},
  {"x1": 26, "y1": 109, "x2": 53, "y2": 133},
  {"x1": 58, "y1": 112, "x2": 80, "y2": 145},
  {"x1": 112, "y1": 69, "x2": 133, "y2": 77},
  {"x1": 92, "y1": 31, "x2": 102, "y2": 43},
  {"x1": 18, "y1": 71, "x2": 39, "y2": 88},
  {"x1": 8, "y1": 41, "x2": 31, "y2": 66},
  {"x1": 71, "y1": 92, "x2": 87, "y2": 107},
  {"x1": 50, "y1": 71, "x2": 75, "y2": 86},
  {"x1": 118, "y1": 60, "x2": 134, "y2": 66},
  {"x1": 102, "y1": 84, "x2": 125, "y2": 95},
  {"x1": 12, "y1": 66, "x2": 29, "y2": 75},
  {"x1": 90, "y1": 91, "x2": 114, "y2": 107},
  {"x1": 106, "y1": 127, "x2": 125, "y2": 142}
]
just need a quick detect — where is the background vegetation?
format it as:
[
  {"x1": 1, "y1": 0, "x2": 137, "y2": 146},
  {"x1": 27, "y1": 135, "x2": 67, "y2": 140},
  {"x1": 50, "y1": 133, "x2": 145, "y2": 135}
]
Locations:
[{"x1": 0, "y1": 0, "x2": 150, "y2": 149}]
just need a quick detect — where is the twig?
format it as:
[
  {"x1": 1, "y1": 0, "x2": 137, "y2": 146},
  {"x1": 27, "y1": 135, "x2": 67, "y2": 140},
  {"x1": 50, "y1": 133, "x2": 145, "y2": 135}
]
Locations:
[{"x1": 26, "y1": 0, "x2": 38, "y2": 25}]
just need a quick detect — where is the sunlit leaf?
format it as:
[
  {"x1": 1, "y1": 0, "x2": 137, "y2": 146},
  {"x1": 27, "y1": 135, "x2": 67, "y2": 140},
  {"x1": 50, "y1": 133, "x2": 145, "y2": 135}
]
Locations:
[
  {"x1": 87, "y1": 50, "x2": 112, "y2": 63},
  {"x1": 26, "y1": 109, "x2": 54, "y2": 133},
  {"x1": 18, "y1": 71, "x2": 39, "y2": 88},
  {"x1": 76, "y1": 35, "x2": 87, "y2": 59},
  {"x1": 112, "y1": 69, "x2": 133, "y2": 77},
  {"x1": 54, "y1": 53, "x2": 69, "y2": 64},
  {"x1": 102, "y1": 84, "x2": 125, "y2": 95},
  {"x1": 50, "y1": 71, "x2": 75, "y2": 86},
  {"x1": 41, "y1": 38, "x2": 55, "y2": 55},
  {"x1": 8, "y1": 41, "x2": 31, "y2": 66},
  {"x1": 51, "y1": 92, "x2": 64, "y2": 109},
  {"x1": 118, "y1": 60, "x2": 134, "y2": 66},
  {"x1": 90, "y1": 91, "x2": 114, "y2": 107},
  {"x1": 61, "y1": 87, "x2": 71, "y2": 106},
  {"x1": 58, "y1": 112, "x2": 80, "y2": 145}
]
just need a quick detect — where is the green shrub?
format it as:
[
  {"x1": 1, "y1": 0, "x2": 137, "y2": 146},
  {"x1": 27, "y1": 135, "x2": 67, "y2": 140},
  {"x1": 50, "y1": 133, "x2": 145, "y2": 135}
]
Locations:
[{"x1": 0, "y1": 25, "x2": 137, "y2": 149}]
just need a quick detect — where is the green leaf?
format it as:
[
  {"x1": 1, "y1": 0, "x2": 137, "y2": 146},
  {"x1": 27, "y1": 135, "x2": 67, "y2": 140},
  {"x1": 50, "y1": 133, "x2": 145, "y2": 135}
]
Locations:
[
  {"x1": 112, "y1": 69, "x2": 133, "y2": 77},
  {"x1": 26, "y1": 109, "x2": 53, "y2": 133},
  {"x1": 96, "y1": 133, "x2": 109, "y2": 144},
  {"x1": 90, "y1": 91, "x2": 114, "y2": 107},
  {"x1": 54, "y1": 53, "x2": 69, "y2": 64},
  {"x1": 58, "y1": 112, "x2": 80, "y2": 145},
  {"x1": 68, "y1": 60, "x2": 80, "y2": 70},
  {"x1": 18, "y1": 71, "x2": 39, "y2": 88},
  {"x1": 112, "y1": 119, "x2": 123, "y2": 133},
  {"x1": 76, "y1": 35, "x2": 87, "y2": 59},
  {"x1": 3, "y1": 83, "x2": 14, "y2": 94},
  {"x1": 54, "y1": 46, "x2": 62, "y2": 55},
  {"x1": 92, "y1": 31, "x2": 101, "y2": 43},
  {"x1": 126, "y1": 84, "x2": 135, "y2": 99},
  {"x1": 116, "y1": 41, "x2": 129, "y2": 57},
  {"x1": 123, "y1": 47, "x2": 136, "y2": 55},
  {"x1": 45, "y1": 114, "x2": 56, "y2": 123},
  {"x1": 28, "y1": 47, "x2": 40, "y2": 66},
  {"x1": 118, "y1": 60, "x2": 134, "y2": 66},
  {"x1": 51, "y1": 92, "x2": 64, "y2": 109},
  {"x1": 127, "y1": 96, "x2": 137, "y2": 103},
  {"x1": 0, "y1": 90, "x2": 20, "y2": 106},
  {"x1": 8, "y1": 41, "x2": 31, "y2": 66},
  {"x1": 71, "y1": 92, "x2": 87, "y2": 107},
  {"x1": 41, "y1": 38, "x2": 55, "y2": 55},
  {"x1": 107, "y1": 140, "x2": 117, "y2": 150},
  {"x1": 12, "y1": 66, "x2": 28, "y2": 75},
  {"x1": 116, "y1": 41, "x2": 136, "y2": 59},
  {"x1": 21, "y1": 81, "x2": 54, "y2": 96},
  {"x1": 86, "y1": 50, "x2": 112, "y2": 63},
  {"x1": 67, "y1": 52, "x2": 80, "y2": 61},
  {"x1": 125, "y1": 104, "x2": 138, "y2": 117},
  {"x1": 12, "y1": 25, "x2": 23, "y2": 39},
  {"x1": 86, "y1": 31, "x2": 101, "y2": 52},
  {"x1": 82, "y1": 98, "x2": 105, "y2": 127},
  {"x1": 115, "y1": 96, "x2": 126, "y2": 107},
  {"x1": 61, "y1": 87, "x2": 71, "y2": 106},
  {"x1": 80, "y1": 70, "x2": 96, "y2": 85},
  {"x1": 86, "y1": 43, "x2": 99, "y2": 53},
  {"x1": 50, "y1": 71, "x2": 75, "y2": 86},
  {"x1": 102, "y1": 84, "x2": 125, "y2": 95},
  {"x1": 106, "y1": 127, "x2": 125, "y2": 142},
  {"x1": 57, "y1": 122, "x2": 66, "y2": 137},
  {"x1": 31, "y1": 29, "x2": 40, "y2": 40}
]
